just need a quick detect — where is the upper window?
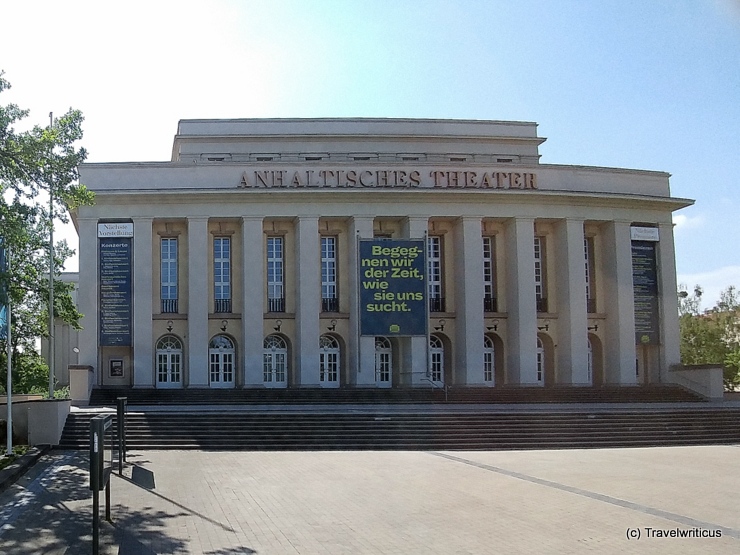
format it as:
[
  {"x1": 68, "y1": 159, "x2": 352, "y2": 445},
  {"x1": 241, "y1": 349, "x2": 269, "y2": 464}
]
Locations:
[
  {"x1": 584, "y1": 237, "x2": 596, "y2": 313},
  {"x1": 483, "y1": 236, "x2": 497, "y2": 312},
  {"x1": 161, "y1": 238, "x2": 178, "y2": 313},
  {"x1": 534, "y1": 236, "x2": 547, "y2": 313},
  {"x1": 428, "y1": 236, "x2": 444, "y2": 312},
  {"x1": 214, "y1": 237, "x2": 231, "y2": 313},
  {"x1": 321, "y1": 236, "x2": 338, "y2": 312},
  {"x1": 267, "y1": 236, "x2": 285, "y2": 312}
]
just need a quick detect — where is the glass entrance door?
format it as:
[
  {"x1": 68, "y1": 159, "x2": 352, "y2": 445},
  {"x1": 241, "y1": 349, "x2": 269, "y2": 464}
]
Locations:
[
  {"x1": 319, "y1": 335, "x2": 340, "y2": 388},
  {"x1": 156, "y1": 335, "x2": 183, "y2": 388},
  {"x1": 375, "y1": 337, "x2": 392, "y2": 388},
  {"x1": 209, "y1": 335, "x2": 235, "y2": 388}
]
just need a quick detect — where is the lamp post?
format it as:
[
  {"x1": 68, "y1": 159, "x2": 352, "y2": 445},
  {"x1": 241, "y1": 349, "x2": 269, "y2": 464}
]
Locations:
[{"x1": 48, "y1": 112, "x2": 55, "y2": 399}]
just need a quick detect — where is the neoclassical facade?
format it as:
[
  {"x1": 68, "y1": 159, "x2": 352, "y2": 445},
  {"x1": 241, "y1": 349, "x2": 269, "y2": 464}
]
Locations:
[{"x1": 72, "y1": 118, "x2": 691, "y2": 391}]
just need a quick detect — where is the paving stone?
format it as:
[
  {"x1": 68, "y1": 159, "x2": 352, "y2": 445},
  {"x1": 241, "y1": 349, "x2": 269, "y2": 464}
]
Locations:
[{"x1": 0, "y1": 447, "x2": 738, "y2": 553}]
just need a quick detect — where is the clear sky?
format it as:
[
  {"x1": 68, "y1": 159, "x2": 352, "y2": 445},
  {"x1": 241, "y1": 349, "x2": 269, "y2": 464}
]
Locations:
[{"x1": 2, "y1": 0, "x2": 739, "y2": 308}]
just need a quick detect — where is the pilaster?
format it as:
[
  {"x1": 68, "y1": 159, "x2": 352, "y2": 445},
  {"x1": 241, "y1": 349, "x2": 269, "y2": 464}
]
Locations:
[
  {"x1": 349, "y1": 216, "x2": 376, "y2": 386},
  {"x1": 187, "y1": 217, "x2": 209, "y2": 386},
  {"x1": 554, "y1": 219, "x2": 589, "y2": 384},
  {"x1": 295, "y1": 216, "x2": 321, "y2": 386},
  {"x1": 132, "y1": 217, "x2": 154, "y2": 387},
  {"x1": 402, "y1": 216, "x2": 429, "y2": 386},
  {"x1": 505, "y1": 218, "x2": 538, "y2": 384},
  {"x1": 658, "y1": 222, "x2": 681, "y2": 382},
  {"x1": 77, "y1": 217, "x2": 99, "y2": 382},
  {"x1": 242, "y1": 216, "x2": 264, "y2": 386},
  {"x1": 454, "y1": 216, "x2": 485, "y2": 385},
  {"x1": 603, "y1": 221, "x2": 637, "y2": 384}
]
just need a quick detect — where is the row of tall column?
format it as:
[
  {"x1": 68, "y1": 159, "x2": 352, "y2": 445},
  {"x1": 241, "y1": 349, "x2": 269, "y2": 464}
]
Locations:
[{"x1": 76, "y1": 215, "x2": 681, "y2": 387}]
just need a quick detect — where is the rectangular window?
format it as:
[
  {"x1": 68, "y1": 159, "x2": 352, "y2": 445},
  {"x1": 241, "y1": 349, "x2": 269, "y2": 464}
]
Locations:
[
  {"x1": 321, "y1": 236, "x2": 338, "y2": 312},
  {"x1": 214, "y1": 237, "x2": 231, "y2": 313},
  {"x1": 267, "y1": 236, "x2": 285, "y2": 312},
  {"x1": 160, "y1": 238, "x2": 178, "y2": 313},
  {"x1": 483, "y1": 236, "x2": 497, "y2": 312},
  {"x1": 534, "y1": 236, "x2": 547, "y2": 313},
  {"x1": 428, "y1": 236, "x2": 444, "y2": 312},
  {"x1": 585, "y1": 237, "x2": 596, "y2": 313}
]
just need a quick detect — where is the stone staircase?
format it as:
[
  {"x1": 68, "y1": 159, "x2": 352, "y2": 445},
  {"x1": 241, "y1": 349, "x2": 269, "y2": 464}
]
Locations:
[
  {"x1": 58, "y1": 406, "x2": 740, "y2": 451},
  {"x1": 87, "y1": 384, "x2": 705, "y2": 406},
  {"x1": 55, "y1": 384, "x2": 737, "y2": 451}
]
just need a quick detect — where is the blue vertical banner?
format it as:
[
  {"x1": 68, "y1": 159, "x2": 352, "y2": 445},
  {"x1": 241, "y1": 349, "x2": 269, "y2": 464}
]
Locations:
[
  {"x1": 359, "y1": 239, "x2": 427, "y2": 336},
  {"x1": 0, "y1": 241, "x2": 7, "y2": 341},
  {"x1": 99, "y1": 238, "x2": 133, "y2": 346},
  {"x1": 632, "y1": 240, "x2": 660, "y2": 345}
]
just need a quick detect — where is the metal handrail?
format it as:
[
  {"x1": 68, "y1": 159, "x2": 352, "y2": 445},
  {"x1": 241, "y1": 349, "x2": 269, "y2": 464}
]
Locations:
[{"x1": 420, "y1": 377, "x2": 449, "y2": 402}]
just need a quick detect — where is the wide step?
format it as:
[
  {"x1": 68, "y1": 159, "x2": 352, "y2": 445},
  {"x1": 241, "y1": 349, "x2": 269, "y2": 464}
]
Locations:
[{"x1": 58, "y1": 408, "x2": 740, "y2": 451}]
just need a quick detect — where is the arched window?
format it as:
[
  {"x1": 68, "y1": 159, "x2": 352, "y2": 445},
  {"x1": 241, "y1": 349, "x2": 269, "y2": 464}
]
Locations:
[
  {"x1": 209, "y1": 335, "x2": 235, "y2": 387},
  {"x1": 484, "y1": 335, "x2": 495, "y2": 384},
  {"x1": 319, "y1": 335, "x2": 340, "y2": 387},
  {"x1": 156, "y1": 335, "x2": 183, "y2": 388},
  {"x1": 536, "y1": 336, "x2": 545, "y2": 385},
  {"x1": 263, "y1": 334, "x2": 287, "y2": 386},
  {"x1": 429, "y1": 335, "x2": 444, "y2": 384},
  {"x1": 375, "y1": 337, "x2": 392, "y2": 387}
]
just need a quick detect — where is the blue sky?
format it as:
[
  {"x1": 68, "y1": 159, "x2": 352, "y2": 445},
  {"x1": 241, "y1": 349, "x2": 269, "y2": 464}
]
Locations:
[{"x1": 2, "y1": 0, "x2": 739, "y2": 307}]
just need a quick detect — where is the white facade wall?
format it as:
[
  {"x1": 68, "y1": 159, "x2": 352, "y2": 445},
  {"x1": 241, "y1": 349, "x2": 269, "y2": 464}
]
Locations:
[{"x1": 67, "y1": 118, "x2": 691, "y2": 391}]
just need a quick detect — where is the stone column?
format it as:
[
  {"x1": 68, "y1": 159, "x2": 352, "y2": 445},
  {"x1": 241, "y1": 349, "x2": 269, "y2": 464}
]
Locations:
[
  {"x1": 454, "y1": 216, "x2": 485, "y2": 385},
  {"x1": 132, "y1": 217, "x2": 154, "y2": 387},
  {"x1": 242, "y1": 216, "x2": 264, "y2": 386},
  {"x1": 504, "y1": 218, "x2": 538, "y2": 385},
  {"x1": 554, "y1": 219, "x2": 589, "y2": 385},
  {"x1": 658, "y1": 222, "x2": 681, "y2": 383},
  {"x1": 187, "y1": 217, "x2": 209, "y2": 387},
  {"x1": 295, "y1": 216, "x2": 321, "y2": 386},
  {"x1": 602, "y1": 220, "x2": 637, "y2": 384},
  {"x1": 77, "y1": 217, "x2": 99, "y2": 383},
  {"x1": 349, "y1": 216, "x2": 376, "y2": 386},
  {"x1": 402, "y1": 216, "x2": 429, "y2": 386}
]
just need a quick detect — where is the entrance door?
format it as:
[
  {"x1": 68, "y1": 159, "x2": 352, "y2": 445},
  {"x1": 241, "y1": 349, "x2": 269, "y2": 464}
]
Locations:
[
  {"x1": 375, "y1": 337, "x2": 392, "y2": 388},
  {"x1": 319, "y1": 335, "x2": 340, "y2": 388},
  {"x1": 429, "y1": 335, "x2": 444, "y2": 387},
  {"x1": 587, "y1": 338, "x2": 593, "y2": 384},
  {"x1": 156, "y1": 335, "x2": 183, "y2": 388},
  {"x1": 209, "y1": 335, "x2": 235, "y2": 388},
  {"x1": 263, "y1": 335, "x2": 288, "y2": 388},
  {"x1": 484, "y1": 335, "x2": 495, "y2": 385},
  {"x1": 536, "y1": 336, "x2": 545, "y2": 385}
]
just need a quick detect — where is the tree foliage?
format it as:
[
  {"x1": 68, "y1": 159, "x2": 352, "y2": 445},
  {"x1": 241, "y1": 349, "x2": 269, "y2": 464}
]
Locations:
[
  {"x1": 0, "y1": 71, "x2": 94, "y2": 393},
  {"x1": 678, "y1": 284, "x2": 740, "y2": 390}
]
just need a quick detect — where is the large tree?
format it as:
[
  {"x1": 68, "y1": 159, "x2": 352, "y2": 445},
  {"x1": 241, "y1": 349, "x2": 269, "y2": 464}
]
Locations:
[
  {"x1": 678, "y1": 284, "x2": 740, "y2": 390},
  {"x1": 0, "y1": 71, "x2": 93, "y2": 394}
]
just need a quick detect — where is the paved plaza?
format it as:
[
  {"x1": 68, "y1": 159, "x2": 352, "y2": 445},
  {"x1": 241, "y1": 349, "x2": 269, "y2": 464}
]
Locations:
[{"x1": 0, "y1": 446, "x2": 739, "y2": 554}]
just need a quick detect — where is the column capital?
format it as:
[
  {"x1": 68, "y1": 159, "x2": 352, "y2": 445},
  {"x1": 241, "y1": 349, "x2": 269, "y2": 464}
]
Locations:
[{"x1": 456, "y1": 215, "x2": 483, "y2": 223}]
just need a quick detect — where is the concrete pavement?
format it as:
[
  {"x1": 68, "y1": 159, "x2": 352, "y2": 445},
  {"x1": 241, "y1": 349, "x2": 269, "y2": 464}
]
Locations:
[{"x1": 1, "y1": 446, "x2": 739, "y2": 554}]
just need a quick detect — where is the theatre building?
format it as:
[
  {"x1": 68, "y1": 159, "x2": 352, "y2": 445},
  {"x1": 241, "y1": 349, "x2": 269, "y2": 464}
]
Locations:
[{"x1": 71, "y1": 118, "x2": 692, "y2": 394}]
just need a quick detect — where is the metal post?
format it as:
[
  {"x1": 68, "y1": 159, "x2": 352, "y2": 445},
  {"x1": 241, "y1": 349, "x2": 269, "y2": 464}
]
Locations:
[
  {"x1": 92, "y1": 488, "x2": 99, "y2": 555},
  {"x1": 105, "y1": 477, "x2": 111, "y2": 523},
  {"x1": 48, "y1": 112, "x2": 55, "y2": 400},
  {"x1": 90, "y1": 418, "x2": 100, "y2": 555},
  {"x1": 116, "y1": 397, "x2": 127, "y2": 473}
]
